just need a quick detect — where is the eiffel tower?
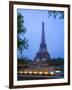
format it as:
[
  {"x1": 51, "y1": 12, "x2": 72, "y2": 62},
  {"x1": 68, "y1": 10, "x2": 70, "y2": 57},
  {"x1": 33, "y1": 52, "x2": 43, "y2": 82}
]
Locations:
[{"x1": 34, "y1": 22, "x2": 51, "y2": 63}]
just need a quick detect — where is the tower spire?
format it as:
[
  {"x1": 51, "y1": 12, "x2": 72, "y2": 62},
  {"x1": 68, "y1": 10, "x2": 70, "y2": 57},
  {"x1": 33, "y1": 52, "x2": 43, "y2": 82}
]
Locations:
[{"x1": 41, "y1": 22, "x2": 45, "y2": 44}]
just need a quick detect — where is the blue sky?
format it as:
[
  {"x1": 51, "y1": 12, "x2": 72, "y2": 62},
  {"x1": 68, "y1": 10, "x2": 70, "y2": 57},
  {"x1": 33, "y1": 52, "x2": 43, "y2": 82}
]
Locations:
[{"x1": 17, "y1": 9, "x2": 64, "y2": 60}]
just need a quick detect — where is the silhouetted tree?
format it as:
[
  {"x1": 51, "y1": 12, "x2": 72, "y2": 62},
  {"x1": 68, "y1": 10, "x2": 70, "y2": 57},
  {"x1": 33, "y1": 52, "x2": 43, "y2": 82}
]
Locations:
[
  {"x1": 48, "y1": 10, "x2": 64, "y2": 19},
  {"x1": 17, "y1": 12, "x2": 29, "y2": 53}
]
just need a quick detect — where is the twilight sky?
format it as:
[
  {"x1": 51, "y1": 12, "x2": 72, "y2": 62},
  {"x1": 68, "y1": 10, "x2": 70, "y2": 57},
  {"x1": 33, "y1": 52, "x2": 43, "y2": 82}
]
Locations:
[{"x1": 17, "y1": 9, "x2": 64, "y2": 60}]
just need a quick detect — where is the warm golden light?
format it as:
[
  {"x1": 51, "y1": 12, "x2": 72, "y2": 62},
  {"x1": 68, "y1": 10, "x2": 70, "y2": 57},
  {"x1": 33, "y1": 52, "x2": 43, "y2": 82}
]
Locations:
[
  {"x1": 24, "y1": 71, "x2": 28, "y2": 74},
  {"x1": 44, "y1": 71, "x2": 48, "y2": 75},
  {"x1": 39, "y1": 71, "x2": 43, "y2": 74},
  {"x1": 19, "y1": 70, "x2": 54, "y2": 76},
  {"x1": 29, "y1": 71, "x2": 32, "y2": 74},
  {"x1": 33, "y1": 71, "x2": 37, "y2": 74},
  {"x1": 20, "y1": 71, "x2": 23, "y2": 74}
]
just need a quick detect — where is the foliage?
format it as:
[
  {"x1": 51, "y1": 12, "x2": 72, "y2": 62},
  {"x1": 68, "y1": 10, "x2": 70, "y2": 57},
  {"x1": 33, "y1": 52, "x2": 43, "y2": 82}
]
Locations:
[
  {"x1": 17, "y1": 12, "x2": 29, "y2": 53},
  {"x1": 48, "y1": 10, "x2": 64, "y2": 19},
  {"x1": 17, "y1": 58, "x2": 32, "y2": 66},
  {"x1": 47, "y1": 57, "x2": 64, "y2": 66}
]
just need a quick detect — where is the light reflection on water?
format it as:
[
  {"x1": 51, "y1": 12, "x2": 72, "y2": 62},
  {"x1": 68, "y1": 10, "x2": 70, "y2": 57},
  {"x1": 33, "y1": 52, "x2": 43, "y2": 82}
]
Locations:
[{"x1": 17, "y1": 70, "x2": 64, "y2": 80}]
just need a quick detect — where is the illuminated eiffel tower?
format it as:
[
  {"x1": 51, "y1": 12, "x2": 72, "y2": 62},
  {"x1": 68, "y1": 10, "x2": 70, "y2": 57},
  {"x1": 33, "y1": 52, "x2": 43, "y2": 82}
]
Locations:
[{"x1": 34, "y1": 22, "x2": 51, "y2": 63}]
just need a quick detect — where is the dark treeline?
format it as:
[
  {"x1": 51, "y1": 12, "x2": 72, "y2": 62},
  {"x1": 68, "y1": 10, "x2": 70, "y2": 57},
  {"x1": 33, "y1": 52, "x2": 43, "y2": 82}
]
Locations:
[
  {"x1": 46, "y1": 57, "x2": 64, "y2": 66},
  {"x1": 17, "y1": 58, "x2": 32, "y2": 66},
  {"x1": 17, "y1": 57, "x2": 64, "y2": 66}
]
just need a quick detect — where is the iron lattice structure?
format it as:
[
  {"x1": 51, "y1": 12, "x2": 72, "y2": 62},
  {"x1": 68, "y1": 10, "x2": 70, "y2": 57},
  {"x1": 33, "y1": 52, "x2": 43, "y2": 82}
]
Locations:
[{"x1": 34, "y1": 22, "x2": 51, "y2": 62}]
